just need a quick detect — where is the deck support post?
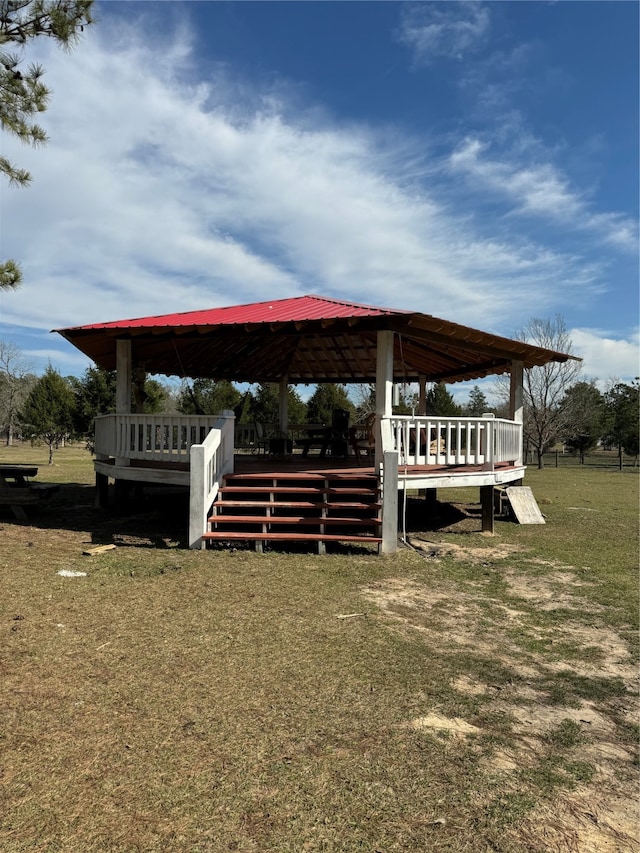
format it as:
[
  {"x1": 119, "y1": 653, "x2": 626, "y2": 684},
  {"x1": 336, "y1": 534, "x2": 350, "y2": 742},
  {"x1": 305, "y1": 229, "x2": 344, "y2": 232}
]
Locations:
[
  {"x1": 95, "y1": 471, "x2": 109, "y2": 509},
  {"x1": 480, "y1": 485, "x2": 494, "y2": 533},
  {"x1": 424, "y1": 488, "x2": 437, "y2": 511},
  {"x1": 114, "y1": 478, "x2": 132, "y2": 515}
]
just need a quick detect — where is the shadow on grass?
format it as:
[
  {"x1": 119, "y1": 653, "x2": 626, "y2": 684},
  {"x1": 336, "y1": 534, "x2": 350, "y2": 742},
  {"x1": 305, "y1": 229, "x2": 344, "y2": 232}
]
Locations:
[
  {"x1": 401, "y1": 495, "x2": 494, "y2": 535},
  {"x1": 3, "y1": 482, "x2": 383, "y2": 555},
  {"x1": 1, "y1": 481, "x2": 192, "y2": 549},
  {"x1": 4, "y1": 481, "x2": 516, "y2": 554}
]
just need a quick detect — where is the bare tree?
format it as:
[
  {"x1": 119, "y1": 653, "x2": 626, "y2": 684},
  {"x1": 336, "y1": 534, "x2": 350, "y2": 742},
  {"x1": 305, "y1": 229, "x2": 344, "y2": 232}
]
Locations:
[
  {"x1": 516, "y1": 316, "x2": 582, "y2": 468},
  {"x1": 0, "y1": 340, "x2": 35, "y2": 444}
]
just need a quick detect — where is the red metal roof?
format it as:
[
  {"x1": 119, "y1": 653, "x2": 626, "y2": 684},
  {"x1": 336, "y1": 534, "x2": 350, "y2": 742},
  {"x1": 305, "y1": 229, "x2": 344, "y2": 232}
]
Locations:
[
  {"x1": 59, "y1": 294, "x2": 409, "y2": 332},
  {"x1": 56, "y1": 292, "x2": 577, "y2": 384}
]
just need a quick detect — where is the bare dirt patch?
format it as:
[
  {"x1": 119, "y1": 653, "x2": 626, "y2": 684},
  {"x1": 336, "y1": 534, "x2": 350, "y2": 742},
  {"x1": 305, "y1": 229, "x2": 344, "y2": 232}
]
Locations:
[
  {"x1": 361, "y1": 551, "x2": 639, "y2": 853},
  {"x1": 408, "y1": 533, "x2": 523, "y2": 564}
]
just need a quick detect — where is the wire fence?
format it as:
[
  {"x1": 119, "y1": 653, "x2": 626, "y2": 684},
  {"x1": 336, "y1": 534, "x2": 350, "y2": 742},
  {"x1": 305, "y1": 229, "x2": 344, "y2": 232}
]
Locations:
[{"x1": 525, "y1": 449, "x2": 638, "y2": 470}]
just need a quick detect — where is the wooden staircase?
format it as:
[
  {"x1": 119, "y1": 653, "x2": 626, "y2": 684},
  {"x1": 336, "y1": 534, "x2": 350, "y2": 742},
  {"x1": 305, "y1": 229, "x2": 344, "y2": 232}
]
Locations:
[{"x1": 202, "y1": 470, "x2": 382, "y2": 553}]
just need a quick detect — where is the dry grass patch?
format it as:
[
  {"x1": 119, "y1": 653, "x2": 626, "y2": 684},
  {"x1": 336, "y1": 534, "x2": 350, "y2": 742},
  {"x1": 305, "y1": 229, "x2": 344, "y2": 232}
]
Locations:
[
  {"x1": 360, "y1": 538, "x2": 638, "y2": 853},
  {"x1": 0, "y1": 446, "x2": 638, "y2": 852}
]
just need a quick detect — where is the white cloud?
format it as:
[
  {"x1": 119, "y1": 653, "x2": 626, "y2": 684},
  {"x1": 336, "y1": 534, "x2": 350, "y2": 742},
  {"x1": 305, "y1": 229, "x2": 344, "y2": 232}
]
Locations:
[
  {"x1": 397, "y1": 1, "x2": 491, "y2": 66},
  {"x1": 570, "y1": 328, "x2": 639, "y2": 388},
  {"x1": 0, "y1": 11, "x2": 634, "y2": 383},
  {"x1": 449, "y1": 137, "x2": 639, "y2": 252}
]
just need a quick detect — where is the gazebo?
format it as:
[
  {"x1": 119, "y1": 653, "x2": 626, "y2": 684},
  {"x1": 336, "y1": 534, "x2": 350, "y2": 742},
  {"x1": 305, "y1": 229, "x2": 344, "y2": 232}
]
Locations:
[{"x1": 56, "y1": 294, "x2": 575, "y2": 553}]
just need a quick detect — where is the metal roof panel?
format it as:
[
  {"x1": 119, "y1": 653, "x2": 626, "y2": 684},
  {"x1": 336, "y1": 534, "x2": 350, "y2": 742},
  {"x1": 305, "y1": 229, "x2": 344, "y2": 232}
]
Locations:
[{"x1": 56, "y1": 294, "x2": 409, "y2": 332}]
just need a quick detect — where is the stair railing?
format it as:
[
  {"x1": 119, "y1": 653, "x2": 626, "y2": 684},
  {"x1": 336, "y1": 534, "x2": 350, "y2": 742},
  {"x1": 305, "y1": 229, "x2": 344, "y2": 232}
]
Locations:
[{"x1": 189, "y1": 411, "x2": 235, "y2": 550}]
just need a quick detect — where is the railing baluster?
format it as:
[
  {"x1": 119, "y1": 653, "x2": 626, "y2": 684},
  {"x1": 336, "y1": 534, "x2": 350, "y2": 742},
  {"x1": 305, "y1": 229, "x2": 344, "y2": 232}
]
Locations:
[{"x1": 386, "y1": 415, "x2": 522, "y2": 468}]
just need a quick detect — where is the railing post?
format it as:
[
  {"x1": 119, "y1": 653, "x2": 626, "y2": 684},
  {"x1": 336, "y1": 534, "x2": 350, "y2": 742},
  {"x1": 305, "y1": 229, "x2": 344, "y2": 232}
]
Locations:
[
  {"x1": 482, "y1": 413, "x2": 494, "y2": 471},
  {"x1": 189, "y1": 443, "x2": 207, "y2": 550}
]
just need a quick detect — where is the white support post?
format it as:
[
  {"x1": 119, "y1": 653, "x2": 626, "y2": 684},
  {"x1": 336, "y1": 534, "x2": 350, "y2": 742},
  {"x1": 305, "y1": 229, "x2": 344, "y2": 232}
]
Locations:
[
  {"x1": 381, "y1": 449, "x2": 398, "y2": 554},
  {"x1": 510, "y1": 360, "x2": 524, "y2": 466},
  {"x1": 375, "y1": 330, "x2": 394, "y2": 469},
  {"x1": 115, "y1": 339, "x2": 132, "y2": 467}
]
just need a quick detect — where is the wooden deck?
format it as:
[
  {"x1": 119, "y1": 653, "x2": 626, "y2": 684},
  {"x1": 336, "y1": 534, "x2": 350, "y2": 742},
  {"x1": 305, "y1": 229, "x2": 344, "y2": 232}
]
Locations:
[
  {"x1": 99, "y1": 452, "x2": 525, "y2": 488},
  {"x1": 234, "y1": 453, "x2": 525, "y2": 487}
]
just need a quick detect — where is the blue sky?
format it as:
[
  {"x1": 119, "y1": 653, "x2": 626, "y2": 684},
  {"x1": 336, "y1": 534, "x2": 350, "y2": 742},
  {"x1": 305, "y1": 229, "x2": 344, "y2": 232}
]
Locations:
[{"x1": 0, "y1": 0, "x2": 638, "y2": 398}]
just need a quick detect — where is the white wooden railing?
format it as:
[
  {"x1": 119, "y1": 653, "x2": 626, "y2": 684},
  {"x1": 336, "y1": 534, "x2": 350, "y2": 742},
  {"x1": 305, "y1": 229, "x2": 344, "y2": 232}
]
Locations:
[
  {"x1": 388, "y1": 415, "x2": 522, "y2": 468},
  {"x1": 189, "y1": 411, "x2": 235, "y2": 550},
  {"x1": 94, "y1": 413, "x2": 224, "y2": 464}
]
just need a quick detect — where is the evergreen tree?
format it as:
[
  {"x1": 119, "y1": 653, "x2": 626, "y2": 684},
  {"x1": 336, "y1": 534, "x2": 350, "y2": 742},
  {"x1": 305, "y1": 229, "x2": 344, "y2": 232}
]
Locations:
[
  {"x1": 463, "y1": 385, "x2": 491, "y2": 416},
  {"x1": 248, "y1": 383, "x2": 306, "y2": 430},
  {"x1": 305, "y1": 383, "x2": 353, "y2": 425},
  {"x1": 20, "y1": 364, "x2": 76, "y2": 462},
  {"x1": 70, "y1": 367, "x2": 116, "y2": 439},
  {"x1": 177, "y1": 379, "x2": 242, "y2": 417},
  {"x1": 1, "y1": 0, "x2": 94, "y2": 288},
  {"x1": 71, "y1": 366, "x2": 173, "y2": 451},
  {"x1": 141, "y1": 378, "x2": 170, "y2": 413},
  {"x1": 604, "y1": 381, "x2": 639, "y2": 466},
  {"x1": 425, "y1": 383, "x2": 462, "y2": 416},
  {"x1": 561, "y1": 381, "x2": 608, "y2": 464}
]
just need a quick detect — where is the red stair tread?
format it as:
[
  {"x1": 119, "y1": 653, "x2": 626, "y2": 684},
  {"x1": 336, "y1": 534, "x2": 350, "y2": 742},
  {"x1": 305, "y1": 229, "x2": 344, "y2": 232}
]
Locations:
[
  {"x1": 202, "y1": 531, "x2": 382, "y2": 543},
  {"x1": 209, "y1": 515, "x2": 380, "y2": 526},
  {"x1": 207, "y1": 467, "x2": 381, "y2": 552},
  {"x1": 218, "y1": 486, "x2": 378, "y2": 496},
  {"x1": 213, "y1": 500, "x2": 381, "y2": 510}
]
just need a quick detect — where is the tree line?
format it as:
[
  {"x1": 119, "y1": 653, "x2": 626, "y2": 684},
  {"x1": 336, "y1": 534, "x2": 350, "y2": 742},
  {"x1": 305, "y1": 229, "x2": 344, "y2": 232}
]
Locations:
[{"x1": 1, "y1": 336, "x2": 637, "y2": 467}]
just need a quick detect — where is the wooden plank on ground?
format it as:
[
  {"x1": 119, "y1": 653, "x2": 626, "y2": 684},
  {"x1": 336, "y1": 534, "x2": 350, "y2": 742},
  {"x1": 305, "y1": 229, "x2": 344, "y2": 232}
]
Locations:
[
  {"x1": 505, "y1": 486, "x2": 545, "y2": 525},
  {"x1": 83, "y1": 544, "x2": 117, "y2": 556}
]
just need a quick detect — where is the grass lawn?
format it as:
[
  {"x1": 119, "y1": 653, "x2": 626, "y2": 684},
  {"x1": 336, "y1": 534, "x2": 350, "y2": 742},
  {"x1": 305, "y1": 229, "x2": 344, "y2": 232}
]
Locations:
[{"x1": 1, "y1": 445, "x2": 638, "y2": 852}]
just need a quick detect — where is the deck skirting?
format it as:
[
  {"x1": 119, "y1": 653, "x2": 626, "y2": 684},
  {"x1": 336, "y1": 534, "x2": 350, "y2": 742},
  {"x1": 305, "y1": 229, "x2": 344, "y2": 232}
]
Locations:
[{"x1": 397, "y1": 464, "x2": 526, "y2": 490}]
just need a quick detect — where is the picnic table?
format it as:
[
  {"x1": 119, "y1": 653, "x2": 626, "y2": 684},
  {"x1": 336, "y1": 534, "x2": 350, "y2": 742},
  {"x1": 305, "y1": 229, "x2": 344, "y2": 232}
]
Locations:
[
  {"x1": 296, "y1": 426, "x2": 332, "y2": 458},
  {"x1": 0, "y1": 464, "x2": 59, "y2": 521}
]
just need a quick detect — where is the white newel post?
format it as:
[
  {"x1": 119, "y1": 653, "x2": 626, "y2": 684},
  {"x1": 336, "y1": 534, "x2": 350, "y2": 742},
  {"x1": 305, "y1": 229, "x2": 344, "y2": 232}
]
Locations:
[
  {"x1": 116, "y1": 339, "x2": 132, "y2": 467},
  {"x1": 509, "y1": 360, "x2": 524, "y2": 466},
  {"x1": 189, "y1": 442, "x2": 207, "y2": 551},
  {"x1": 381, "y1": 446, "x2": 398, "y2": 554}
]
